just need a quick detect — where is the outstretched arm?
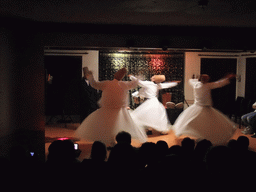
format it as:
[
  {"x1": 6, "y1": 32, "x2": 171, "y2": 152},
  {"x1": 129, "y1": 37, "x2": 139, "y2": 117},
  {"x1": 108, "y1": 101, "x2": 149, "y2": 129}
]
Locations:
[
  {"x1": 87, "y1": 71, "x2": 107, "y2": 90},
  {"x1": 209, "y1": 73, "x2": 236, "y2": 89},
  {"x1": 129, "y1": 75, "x2": 152, "y2": 87},
  {"x1": 123, "y1": 75, "x2": 139, "y2": 90},
  {"x1": 160, "y1": 81, "x2": 180, "y2": 89},
  {"x1": 189, "y1": 79, "x2": 199, "y2": 87}
]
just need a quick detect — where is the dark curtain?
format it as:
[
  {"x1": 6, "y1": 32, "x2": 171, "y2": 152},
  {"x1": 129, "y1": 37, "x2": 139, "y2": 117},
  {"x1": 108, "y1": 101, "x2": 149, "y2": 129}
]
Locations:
[{"x1": 99, "y1": 51, "x2": 184, "y2": 108}]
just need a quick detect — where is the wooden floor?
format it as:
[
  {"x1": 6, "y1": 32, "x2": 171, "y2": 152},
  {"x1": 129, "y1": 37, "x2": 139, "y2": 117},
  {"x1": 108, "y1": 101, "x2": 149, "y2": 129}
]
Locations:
[{"x1": 45, "y1": 123, "x2": 256, "y2": 161}]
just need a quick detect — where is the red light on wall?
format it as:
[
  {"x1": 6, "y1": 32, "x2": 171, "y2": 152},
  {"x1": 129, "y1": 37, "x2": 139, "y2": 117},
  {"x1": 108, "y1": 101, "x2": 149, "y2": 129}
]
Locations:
[
  {"x1": 57, "y1": 137, "x2": 70, "y2": 141},
  {"x1": 149, "y1": 55, "x2": 165, "y2": 73}
]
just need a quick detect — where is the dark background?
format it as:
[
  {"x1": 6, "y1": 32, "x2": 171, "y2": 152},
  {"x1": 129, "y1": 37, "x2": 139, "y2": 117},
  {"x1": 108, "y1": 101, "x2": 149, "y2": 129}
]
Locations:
[
  {"x1": 201, "y1": 58, "x2": 237, "y2": 114},
  {"x1": 45, "y1": 56, "x2": 82, "y2": 116}
]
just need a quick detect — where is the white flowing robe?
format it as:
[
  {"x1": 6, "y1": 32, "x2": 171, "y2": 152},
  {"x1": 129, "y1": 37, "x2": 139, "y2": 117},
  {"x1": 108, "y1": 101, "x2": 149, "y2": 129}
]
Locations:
[
  {"x1": 74, "y1": 75, "x2": 147, "y2": 145},
  {"x1": 130, "y1": 76, "x2": 178, "y2": 132},
  {"x1": 173, "y1": 78, "x2": 237, "y2": 145}
]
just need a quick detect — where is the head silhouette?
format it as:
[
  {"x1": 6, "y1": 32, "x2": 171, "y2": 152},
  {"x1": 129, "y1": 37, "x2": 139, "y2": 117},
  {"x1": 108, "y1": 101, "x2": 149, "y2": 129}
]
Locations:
[
  {"x1": 115, "y1": 131, "x2": 132, "y2": 145},
  {"x1": 90, "y1": 141, "x2": 107, "y2": 161},
  {"x1": 114, "y1": 68, "x2": 127, "y2": 81}
]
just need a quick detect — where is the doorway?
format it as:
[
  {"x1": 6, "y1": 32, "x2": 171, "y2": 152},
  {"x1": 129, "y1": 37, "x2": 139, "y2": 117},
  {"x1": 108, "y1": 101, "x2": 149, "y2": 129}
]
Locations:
[
  {"x1": 45, "y1": 55, "x2": 82, "y2": 122},
  {"x1": 245, "y1": 58, "x2": 256, "y2": 100},
  {"x1": 201, "y1": 58, "x2": 237, "y2": 115}
]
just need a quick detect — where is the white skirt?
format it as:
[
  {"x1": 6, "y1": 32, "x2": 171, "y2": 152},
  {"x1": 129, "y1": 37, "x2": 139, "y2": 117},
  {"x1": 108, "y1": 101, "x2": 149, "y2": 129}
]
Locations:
[
  {"x1": 173, "y1": 104, "x2": 237, "y2": 145},
  {"x1": 131, "y1": 97, "x2": 171, "y2": 132},
  {"x1": 74, "y1": 107, "x2": 147, "y2": 145}
]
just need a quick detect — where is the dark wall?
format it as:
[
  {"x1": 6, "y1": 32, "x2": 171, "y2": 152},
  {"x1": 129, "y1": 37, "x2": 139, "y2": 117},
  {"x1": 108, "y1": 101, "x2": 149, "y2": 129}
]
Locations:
[
  {"x1": 3, "y1": 17, "x2": 256, "y2": 51},
  {"x1": 37, "y1": 21, "x2": 256, "y2": 51},
  {"x1": 0, "y1": 25, "x2": 45, "y2": 161}
]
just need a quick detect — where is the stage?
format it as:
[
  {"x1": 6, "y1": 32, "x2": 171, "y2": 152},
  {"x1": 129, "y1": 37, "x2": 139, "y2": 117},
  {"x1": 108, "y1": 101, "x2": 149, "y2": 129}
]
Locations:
[{"x1": 45, "y1": 122, "x2": 256, "y2": 161}]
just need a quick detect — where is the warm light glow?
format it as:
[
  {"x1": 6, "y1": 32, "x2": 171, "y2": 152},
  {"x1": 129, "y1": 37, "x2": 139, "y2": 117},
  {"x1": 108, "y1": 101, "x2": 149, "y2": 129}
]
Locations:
[
  {"x1": 149, "y1": 55, "x2": 166, "y2": 74},
  {"x1": 104, "y1": 53, "x2": 170, "y2": 76},
  {"x1": 57, "y1": 137, "x2": 70, "y2": 140}
]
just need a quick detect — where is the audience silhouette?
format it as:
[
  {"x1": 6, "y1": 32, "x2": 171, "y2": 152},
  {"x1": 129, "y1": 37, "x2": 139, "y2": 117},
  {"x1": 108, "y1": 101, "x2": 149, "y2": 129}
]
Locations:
[{"x1": 1, "y1": 132, "x2": 256, "y2": 191}]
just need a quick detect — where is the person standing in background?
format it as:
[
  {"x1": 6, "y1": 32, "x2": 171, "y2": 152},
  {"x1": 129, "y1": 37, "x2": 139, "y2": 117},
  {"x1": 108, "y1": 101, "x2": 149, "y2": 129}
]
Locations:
[{"x1": 80, "y1": 67, "x2": 100, "y2": 123}]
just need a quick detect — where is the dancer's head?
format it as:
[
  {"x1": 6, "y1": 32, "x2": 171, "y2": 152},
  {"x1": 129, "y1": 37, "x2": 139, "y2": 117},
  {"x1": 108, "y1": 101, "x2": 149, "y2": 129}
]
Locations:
[
  {"x1": 114, "y1": 68, "x2": 127, "y2": 81},
  {"x1": 151, "y1": 75, "x2": 166, "y2": 83},
  {"x1": 83, "y1": 67, "x2": 89, "y2": 79},
  {"x1": 199, "y1": 74, "x2": 210, "y2": 83}
]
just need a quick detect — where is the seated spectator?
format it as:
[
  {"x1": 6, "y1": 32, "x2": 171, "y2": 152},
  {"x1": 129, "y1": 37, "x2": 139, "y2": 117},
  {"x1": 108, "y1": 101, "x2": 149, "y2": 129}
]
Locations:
[
  {"x1": 114, "y1": 131, "x2": 140, "y2": 155},
  {"x1": 108, "y1": 142, "x2": 139, "y2": 191},
  {"x1": 147, "y1": 154, "x2": 185, "y2": 191},
  {"x1": 181, "y1": 137, "x2": 195, "y2": 157},
  {"x1": 8, "y1": 130, "x2": 256, "y2": 191},
  {"x1": 81, "y1": 141, "x2": 108, "y2": 189},
  {"x1": 108, "y1": 143, "x2": 137, "y2": 171},
  {"x1": 90, "y1": 141, "x2": 107, "y2": 161},
  {"x1": 227, "y1": 139, "x2": 238, "y2": 150},
  {"x1": 45, "y1": 139, "x2": 81, "y2": 191},
  {"x1": 46, "y1": 140, "x2": 63, "y2": 164},
  {"x1": 241, "y1": 102, "x2": 256, "y2": 135},
  {"x1": 204, "y1": 146, "x2": 236, "y2": 178},
  {"x1": 204, "y1": 145, "x2": 243, "y2": 190},
  {"x1": 46, "y1": 139, "x2": 80, "y2": 165},
  {"x1": 81, "y1": 141, "x2": 107, "y2": 173},
  {"x1": 192, "y1": 139, "x2": 212, "y2": 177},
  {"x1": 194, "y1": 139, "x2": 212, "y2": 162},
  {"x1": 168, "y1": 145, "x2": 182, "y2": 156},
  {"x1": 156, "y1": 140, "x2": 169, "y2": 160},
  {"x1": 138, "y1": 142, "x2": 158, "y2": 169},
  {"x1": 237, "y1": 135, "x2": 249, "y2": 151},
  {"x1": 115, "y1": 131, "x2": 132, "y2": 145}
]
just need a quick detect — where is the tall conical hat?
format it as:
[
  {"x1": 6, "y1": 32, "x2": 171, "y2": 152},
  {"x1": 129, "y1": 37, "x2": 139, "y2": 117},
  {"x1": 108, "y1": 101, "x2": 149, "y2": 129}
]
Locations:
[
  {"x1": 151, "y1": 75, "x2": 166, "y2": 83},
  {"x1": 114, "y1": 68, "x2": 127, "y2": 80}
]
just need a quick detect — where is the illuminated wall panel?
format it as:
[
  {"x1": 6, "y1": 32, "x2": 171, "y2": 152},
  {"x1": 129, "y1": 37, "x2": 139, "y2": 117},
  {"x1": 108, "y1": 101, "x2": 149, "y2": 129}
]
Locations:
[{"x1": 99, "y1": 51, "x2": 184, "y2": 105}]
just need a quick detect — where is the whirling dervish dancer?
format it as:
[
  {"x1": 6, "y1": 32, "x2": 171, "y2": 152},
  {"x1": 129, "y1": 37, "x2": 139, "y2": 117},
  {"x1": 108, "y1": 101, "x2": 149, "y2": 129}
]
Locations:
[
  {"x1": 74, "y1": 68, "x2": 147, "y2": 146},
  {"x1": 129, "y1": 74, "x2": 180, "y2": 134},
  {"x1": 173, "y1": 74, "x2": 237, "y2": 145}
]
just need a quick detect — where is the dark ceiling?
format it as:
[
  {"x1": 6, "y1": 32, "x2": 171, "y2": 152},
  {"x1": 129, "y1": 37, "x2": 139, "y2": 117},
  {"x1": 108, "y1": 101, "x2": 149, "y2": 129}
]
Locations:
[
  {"x1": 1, "y1": 0, "x2": 256, "y2": 27},
  {"x1": 2, "y1": 0, "x2": 256, "y2": 51}
]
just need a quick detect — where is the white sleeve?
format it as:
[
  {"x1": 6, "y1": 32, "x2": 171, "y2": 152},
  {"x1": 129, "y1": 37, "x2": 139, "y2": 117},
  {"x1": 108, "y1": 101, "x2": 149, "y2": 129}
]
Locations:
[
  {"x1": 130, "y1": 75, "x2": 150, "y2": 87},
  {"x1": 121, "y1": 76, "x2": 139, "y2": 90},
  {"x1": 88, "y1": 75, "x2": 107, "y2": 90},
  {"x1": 159, "y1": 82, "x2": 178, "y2": 89},
  {"x1": 189, "y1": 79, "x2": 199, "y2": 87},
  {"x1": 208, "y1": 78, "x2": 230, "y2": 89},
  {"x1": 125, "y1": 78, "x2": 139, "y2": 90},
  {"x1": 132, "y1": 91, "x2": 139, "y2": 97}
]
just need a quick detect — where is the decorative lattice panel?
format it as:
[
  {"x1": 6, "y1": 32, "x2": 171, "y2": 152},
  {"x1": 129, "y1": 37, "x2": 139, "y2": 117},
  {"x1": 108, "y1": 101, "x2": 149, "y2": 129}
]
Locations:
[{"x1": 99, "y1": 51, "x2": 184, "y2": 107}]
